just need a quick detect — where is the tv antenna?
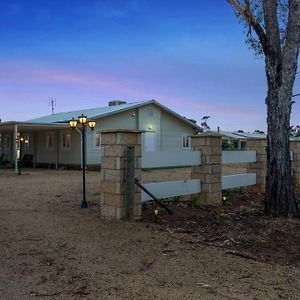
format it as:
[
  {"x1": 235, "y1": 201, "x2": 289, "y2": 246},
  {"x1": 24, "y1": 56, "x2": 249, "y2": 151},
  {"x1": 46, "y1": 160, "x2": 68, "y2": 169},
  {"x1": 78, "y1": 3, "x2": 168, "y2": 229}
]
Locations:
[{"x1": 49, "y1": 98, "x2": 56, "y2": 115}]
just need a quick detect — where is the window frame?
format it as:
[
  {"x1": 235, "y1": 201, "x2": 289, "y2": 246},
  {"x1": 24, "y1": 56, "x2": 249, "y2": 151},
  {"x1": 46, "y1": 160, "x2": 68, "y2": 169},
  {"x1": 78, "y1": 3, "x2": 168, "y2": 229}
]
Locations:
[
  {"x1": 4, "y1": 135, "x2": 11, "y2": 150},
  {"x1": 94, "y1": 131, "x2": 101, "y2": 149},
  {"x1": 46, "y1": 131, "x2": 55, "y2": 150},
  {"x1": 181, "y1": 134, "x2": 191, "y2": 150},
  {"x1": 61, "y1": 131, "x2": 72, "y2": 150}
]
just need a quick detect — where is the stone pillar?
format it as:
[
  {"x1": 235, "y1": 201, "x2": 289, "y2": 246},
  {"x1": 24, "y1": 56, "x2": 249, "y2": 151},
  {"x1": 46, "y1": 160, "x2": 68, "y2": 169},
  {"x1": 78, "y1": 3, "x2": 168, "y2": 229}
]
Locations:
[
  {"x1": 191, "y1": 133, "x2": 222, "y2": 205},
  {"x1": 100, "y1": 129, "x2": 142, "y2": 220},
  {"x1": 247, "y1": 138, "x2": 267, "y2": 193},
  {"x1": 290, "y1": 140, "x2": 300, "y2": 188}
]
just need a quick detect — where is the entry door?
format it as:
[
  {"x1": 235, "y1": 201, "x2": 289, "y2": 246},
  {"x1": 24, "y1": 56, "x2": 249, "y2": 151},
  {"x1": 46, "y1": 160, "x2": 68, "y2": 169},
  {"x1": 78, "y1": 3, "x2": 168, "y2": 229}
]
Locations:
[{"x1": 144, "y1": 132, "x2": 155, "y2": 152}]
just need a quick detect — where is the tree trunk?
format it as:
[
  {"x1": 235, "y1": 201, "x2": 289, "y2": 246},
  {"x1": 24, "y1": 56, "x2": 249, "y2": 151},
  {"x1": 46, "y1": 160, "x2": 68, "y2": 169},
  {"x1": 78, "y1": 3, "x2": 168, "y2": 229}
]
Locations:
[{"x1": 265, "y1": 68, "x2": 300, "y2": 217}]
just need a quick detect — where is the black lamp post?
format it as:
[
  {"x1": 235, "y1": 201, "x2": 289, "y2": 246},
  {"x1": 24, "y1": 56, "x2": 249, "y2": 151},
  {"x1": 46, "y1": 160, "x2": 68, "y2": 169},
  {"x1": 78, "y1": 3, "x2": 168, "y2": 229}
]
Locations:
[
  {"x1": 17, "y1": 136, "x2": 28, "y2": 175},
  {"x1": 69, "y1": 114, "x2": 96, "y2": 208}
]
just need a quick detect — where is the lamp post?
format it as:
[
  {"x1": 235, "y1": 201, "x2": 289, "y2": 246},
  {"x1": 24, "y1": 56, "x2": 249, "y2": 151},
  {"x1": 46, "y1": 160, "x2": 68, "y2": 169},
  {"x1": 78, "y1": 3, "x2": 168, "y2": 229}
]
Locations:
[
  {"x1": 17, "y1": 136, "x2": 29, "y2": 175},
  {"x1": 69, "y1": 114, "x2": 96, "y2": 208}
]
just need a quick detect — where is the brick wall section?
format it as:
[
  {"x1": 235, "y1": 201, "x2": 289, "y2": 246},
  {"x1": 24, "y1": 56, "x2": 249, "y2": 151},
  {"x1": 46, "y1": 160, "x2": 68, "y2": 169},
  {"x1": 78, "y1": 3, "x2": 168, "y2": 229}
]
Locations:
[
  {"x1": 142, "y1": 167, "x2": 191, "y2": 183},
  {"x1": 191, "y1": 133, "x2": 222, "y2": 205},
  {"x1": 222, "y1": 163, "x2": 249, "y2": 175},
  {"x1": 100, "y1": 130, "x2": 142, "y2": 220},
  {"x1": 290, "y1": 141, "x2": 300, "y2": 188},
  {"x1": 246, "y1": 138, "x2": 267, "y2": 193}
]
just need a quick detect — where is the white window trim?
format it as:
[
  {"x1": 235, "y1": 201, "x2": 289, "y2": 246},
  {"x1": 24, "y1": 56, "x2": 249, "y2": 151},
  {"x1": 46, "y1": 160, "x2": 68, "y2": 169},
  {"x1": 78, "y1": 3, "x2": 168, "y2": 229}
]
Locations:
[
  {"x1": 182, "y1": 134, "x2": 192, "y2": 150},
  {"x1": 61, "y1": 130, "x2": 72, "y2": 150}
]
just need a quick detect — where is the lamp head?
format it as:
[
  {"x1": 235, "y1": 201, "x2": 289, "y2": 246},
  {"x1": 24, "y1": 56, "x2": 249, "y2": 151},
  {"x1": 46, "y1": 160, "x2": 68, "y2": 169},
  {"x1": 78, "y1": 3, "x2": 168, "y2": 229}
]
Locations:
[
  {"x1": 79, "y1": 114, "x2": 87, "y2": 125},
  {"x1": 88, "y1": 119, "x2": 96, "y2": 130},
  {"x1": 69, "y1": 118, "x2": 78, "y2": 129}
]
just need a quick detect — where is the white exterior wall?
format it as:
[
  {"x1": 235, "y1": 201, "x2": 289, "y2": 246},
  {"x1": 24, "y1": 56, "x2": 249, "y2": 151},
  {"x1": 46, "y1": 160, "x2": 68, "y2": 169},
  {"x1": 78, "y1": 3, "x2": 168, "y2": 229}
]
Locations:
[
  {"x1": 160, "y1": 110, "x2": 195, "y2": 150},
  {"x1": 35, "y1": 129, "x2": 81, "y2": 165},
  {"x1": 86, "y1": 108, "x2": 138, "y2": 164}
]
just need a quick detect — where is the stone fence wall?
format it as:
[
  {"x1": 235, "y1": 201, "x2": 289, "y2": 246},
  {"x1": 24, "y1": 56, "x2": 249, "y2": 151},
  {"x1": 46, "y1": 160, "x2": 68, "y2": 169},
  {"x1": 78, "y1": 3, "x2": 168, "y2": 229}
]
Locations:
[{"x1": 100, "y1": 130, "x2": 300, "y2": 220}]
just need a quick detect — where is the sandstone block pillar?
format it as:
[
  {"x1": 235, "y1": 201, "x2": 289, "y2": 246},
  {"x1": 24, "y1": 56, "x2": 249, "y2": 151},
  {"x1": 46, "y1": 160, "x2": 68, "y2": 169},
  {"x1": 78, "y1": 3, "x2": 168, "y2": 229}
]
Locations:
[
  {"x1": 191, "y1": 133, "x2": 222, "y2": 205},
  {"x1": 100, "y1": 130, "x2": 142, "y2": 220},
  {"x1": 247, "y1": 138, "x2": 267, "y2": 193}
]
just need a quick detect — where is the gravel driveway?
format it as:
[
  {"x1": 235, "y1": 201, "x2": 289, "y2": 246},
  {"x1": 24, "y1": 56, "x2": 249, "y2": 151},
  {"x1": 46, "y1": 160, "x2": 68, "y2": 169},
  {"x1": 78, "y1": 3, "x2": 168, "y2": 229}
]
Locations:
[{"x1": 0, "y1": 169, "x2": 299, "y2": 299}]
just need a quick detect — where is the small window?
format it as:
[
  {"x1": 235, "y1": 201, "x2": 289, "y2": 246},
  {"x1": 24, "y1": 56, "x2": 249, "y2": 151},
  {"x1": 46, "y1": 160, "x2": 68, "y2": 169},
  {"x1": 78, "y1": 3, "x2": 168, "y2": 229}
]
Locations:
[
  {"x1": 182, "y1": 135, "x2": 191, "y2": 149},
  {"x1": 62, "y1": 132, "x2": 71, "y2": 149},
  {"x1": 23, "y1": 134, "x2": 30, "y2": 150},
  {"x1": 94, "y1": 131, "x2": 101, "y2": 148},
  {"x1": 46, "y1": 132, "x2": 54, "y2": 150},
  {"x1": 4, "y1": 135, "x2": 10, "y2": 149},
  {"x1": 240, "y1": 141, "x2": 247, "y2": 149}
]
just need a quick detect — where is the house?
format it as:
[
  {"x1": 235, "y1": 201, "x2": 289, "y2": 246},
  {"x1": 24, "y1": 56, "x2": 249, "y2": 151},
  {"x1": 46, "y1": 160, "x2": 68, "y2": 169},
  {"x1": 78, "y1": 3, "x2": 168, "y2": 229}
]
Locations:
[
  {"x1": 0, "y1": 100, "x2": 201, "y2": 170},
  {"x1": 210, "y1": 130, "x2": 266, "y2": 149}
]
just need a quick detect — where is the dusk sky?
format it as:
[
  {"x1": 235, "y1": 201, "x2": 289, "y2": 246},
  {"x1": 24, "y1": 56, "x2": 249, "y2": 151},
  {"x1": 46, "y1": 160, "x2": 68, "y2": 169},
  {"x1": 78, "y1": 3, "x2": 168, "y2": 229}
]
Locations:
[{"x1": 0, "y1": 0, "x2": 299, "y2": 131}]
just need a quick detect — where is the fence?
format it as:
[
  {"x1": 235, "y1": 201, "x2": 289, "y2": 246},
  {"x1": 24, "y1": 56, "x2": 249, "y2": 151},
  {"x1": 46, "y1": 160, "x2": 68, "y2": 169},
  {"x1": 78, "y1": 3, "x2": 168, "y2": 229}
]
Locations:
[{"x1": 99, "y1": 130, "x2": 300, "y2": 220}]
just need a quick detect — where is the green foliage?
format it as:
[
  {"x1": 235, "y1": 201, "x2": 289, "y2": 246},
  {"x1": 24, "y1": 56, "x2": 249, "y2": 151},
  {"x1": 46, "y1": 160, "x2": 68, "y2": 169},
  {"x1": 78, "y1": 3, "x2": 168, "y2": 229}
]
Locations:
[
  {"x1": 172, "y1": 196, "x2": 181, "y2": 205},
  {"x1": 222, "y1": 187, "x2": 244, "y2": 204},
  {"x1": 222, "y1": 138, "x2": 236, "y2": 150},
  {"x1": 191, "y1": 196, "x2": 200, "y2": 209}
]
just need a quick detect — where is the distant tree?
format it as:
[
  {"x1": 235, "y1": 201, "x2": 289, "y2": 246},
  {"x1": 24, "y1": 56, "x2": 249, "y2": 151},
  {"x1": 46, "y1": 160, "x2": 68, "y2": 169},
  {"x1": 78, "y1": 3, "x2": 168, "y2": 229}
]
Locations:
[
  {"x1": 200, "y1": 116, "x2": 211, "y2": 132},
  {"x1": 228, "y1": 0, "x2": 300, "y2": 217},
  {"x1": 254, "y1": 129, "x2": 265, "y2": 134},
  {"x1": 237, "y1": 129, "x2": 245, "y2": 133}
]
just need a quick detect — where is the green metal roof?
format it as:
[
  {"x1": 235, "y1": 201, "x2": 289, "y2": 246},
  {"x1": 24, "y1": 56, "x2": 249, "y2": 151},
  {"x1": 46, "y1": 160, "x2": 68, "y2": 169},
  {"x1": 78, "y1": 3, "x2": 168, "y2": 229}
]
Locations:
[
  {"x1": 26, "y1": 101, "x2": 145, "y2": 123},
  {"x1": 25, "y1": 100, "x2": 201, "y2": 130}
]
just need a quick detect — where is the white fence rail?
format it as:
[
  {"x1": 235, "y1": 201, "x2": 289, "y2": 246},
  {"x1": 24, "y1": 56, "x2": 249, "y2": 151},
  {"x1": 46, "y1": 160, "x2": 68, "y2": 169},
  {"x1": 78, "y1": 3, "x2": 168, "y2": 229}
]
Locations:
[
  {"x1": 141, "y1": 150, "x2": 201, "y2": 169},
  {"x1": 222, "y1": 150, "x2": 256, "y2": 164},
  {"x1": 141, "y1": 179, "x2": 201, "y2": 202},
  {"x1": 222, "y1": 173, "x2": 256, "y2": 189}
]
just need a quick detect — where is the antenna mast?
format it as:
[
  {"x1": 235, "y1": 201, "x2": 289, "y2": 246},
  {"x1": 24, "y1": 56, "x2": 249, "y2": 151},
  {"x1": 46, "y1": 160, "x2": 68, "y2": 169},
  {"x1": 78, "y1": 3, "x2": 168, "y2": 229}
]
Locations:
[{"x1": 49, "y1": 98, "x2": 56, "y2": 115}]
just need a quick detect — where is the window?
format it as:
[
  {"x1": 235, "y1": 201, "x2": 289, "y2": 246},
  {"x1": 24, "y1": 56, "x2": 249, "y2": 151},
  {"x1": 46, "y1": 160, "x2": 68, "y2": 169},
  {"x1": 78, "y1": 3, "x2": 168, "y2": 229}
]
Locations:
[
  {"x1": 182, "y1": 134, "x2": 191, "y2": 149},
  {"x1": 240, "y1": 141, "x2": 247, "y2": 149},
  {"x1": 46, "y1": 132, "x2": 54, "y2": 150},
  {"x1": 62, "y1": 131, "x2": 71, "y2": 149},
  {"x1": 94, "y1": 131, "x2": 101, "y2": 148},
  {"x1": 4, "y1": 135, "x2": 10, "y2": 149},
  {"x1": 23, "y1": 134, "x2": 30, "y2": 150}
]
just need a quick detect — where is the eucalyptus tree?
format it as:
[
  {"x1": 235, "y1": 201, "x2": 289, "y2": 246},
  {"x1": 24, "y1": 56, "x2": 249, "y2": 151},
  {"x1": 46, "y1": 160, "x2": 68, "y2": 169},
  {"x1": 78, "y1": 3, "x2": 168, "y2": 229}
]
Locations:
[{"x1": 228, "y1": 0, "x2": 300, "y2": 217}]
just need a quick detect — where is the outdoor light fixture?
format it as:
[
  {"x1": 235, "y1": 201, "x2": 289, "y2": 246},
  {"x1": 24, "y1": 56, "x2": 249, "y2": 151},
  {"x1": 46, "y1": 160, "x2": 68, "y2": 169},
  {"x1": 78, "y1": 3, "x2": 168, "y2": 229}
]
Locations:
[
  {"x1": 88, "y1": 119, "x2": 96, "y2": 130},
  {"x1": 69, "y1": 118, "x2": 78, "y2": 129},
  {"x1": 69, "y1": 114, "x2": 97, "y2": 208},
  {"x1": 79, "y1": 114, "x2": 87, "y2": 125}
]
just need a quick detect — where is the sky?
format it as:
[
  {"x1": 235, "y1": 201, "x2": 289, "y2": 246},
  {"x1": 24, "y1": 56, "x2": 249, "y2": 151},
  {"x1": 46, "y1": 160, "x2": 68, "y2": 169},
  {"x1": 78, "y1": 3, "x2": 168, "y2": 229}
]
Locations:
[{"x1": 0, "y1": 0, "x2": 299, "y2": 132}]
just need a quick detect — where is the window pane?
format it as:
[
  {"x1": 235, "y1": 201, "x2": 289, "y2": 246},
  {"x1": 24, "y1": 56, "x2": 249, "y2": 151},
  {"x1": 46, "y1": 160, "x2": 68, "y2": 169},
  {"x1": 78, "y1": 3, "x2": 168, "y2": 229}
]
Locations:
[{"x1": 95, "y1": 132, "x2": 101, "y2": 147}]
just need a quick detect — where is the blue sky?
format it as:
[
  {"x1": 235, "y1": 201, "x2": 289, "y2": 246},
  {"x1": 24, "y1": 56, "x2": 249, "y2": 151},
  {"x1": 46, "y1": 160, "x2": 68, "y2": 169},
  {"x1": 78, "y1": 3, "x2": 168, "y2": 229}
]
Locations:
[{"x1": 0, "y1": 0, "x2": 299, "y2": 131}]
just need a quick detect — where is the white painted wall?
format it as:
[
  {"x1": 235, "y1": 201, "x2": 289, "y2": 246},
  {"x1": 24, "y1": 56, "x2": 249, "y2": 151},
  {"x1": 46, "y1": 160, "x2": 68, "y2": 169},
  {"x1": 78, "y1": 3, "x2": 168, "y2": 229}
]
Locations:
[
  {"x1": 222, "y1": 151, "x2": 256, "y2": 164},
  {"x1": 222, "y1": 173, "x2": 256, "y2": 189},
  {"x1": 142, "y1": 150, "x2": 201, "y2": 168},
  {"x1": 141, "y1": 179, "x2": 201, "y2": 202}
]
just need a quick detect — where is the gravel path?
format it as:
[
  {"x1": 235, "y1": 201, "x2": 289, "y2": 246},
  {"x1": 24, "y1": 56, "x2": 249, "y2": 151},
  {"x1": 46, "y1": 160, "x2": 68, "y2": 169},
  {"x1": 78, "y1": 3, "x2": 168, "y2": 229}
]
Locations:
[{"x1": 0, "y1": 169, "x2": 299, "y2": 299}]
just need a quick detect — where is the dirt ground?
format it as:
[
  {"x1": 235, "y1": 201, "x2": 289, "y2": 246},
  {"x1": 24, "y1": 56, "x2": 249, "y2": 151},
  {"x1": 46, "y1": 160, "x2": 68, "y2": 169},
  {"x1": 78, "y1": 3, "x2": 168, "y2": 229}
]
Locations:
[{"x1": 0, "y1": 169, "x2": 299, "y2": 300}]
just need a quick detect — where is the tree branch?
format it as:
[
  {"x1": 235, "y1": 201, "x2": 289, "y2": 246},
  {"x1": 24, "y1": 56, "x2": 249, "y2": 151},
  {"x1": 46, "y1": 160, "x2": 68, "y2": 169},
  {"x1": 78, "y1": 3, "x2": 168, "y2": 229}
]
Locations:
[
  {"x1": 282, "y1": 0, "x2": 300, "y2": 88},
  {"x1": 228, "y1": 0, "x2": 269, "y2": 53},
  {"x1": 263, "y1": 0, "x2": 282, "y2": 56}
]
